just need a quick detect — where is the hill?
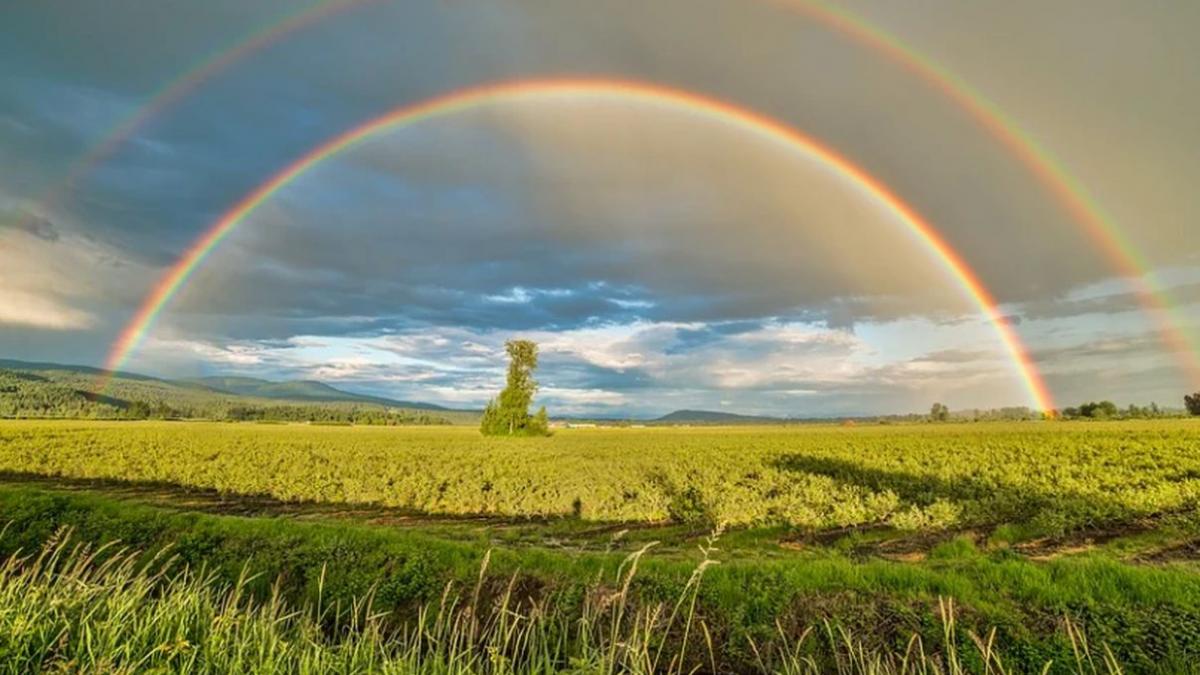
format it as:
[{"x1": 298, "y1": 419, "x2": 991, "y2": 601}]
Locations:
[
  {"x1": 653, "y1": 409, "x2": 784, "y2": 424},
  {"x1": 0, "y1": 359, "x2": 473, "y2": 424},
  {"x1": 183, "y1": 376, "x2": 447, "y2": 410}
]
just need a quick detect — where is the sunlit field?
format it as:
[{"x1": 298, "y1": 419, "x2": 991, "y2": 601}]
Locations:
[
  {"x1": 6, "y1": 0, "x2": 1200, "y2": 670},
  {"x1": 3, "y1": 420, "x2": 1197, "y2": 534},
  {"x1": 2, "y1": 420, "x2": 1200, "y2": 671}
]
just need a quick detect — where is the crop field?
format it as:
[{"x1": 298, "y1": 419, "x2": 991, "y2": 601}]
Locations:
[
  {"x1": 2, "y1": 419, "x2": 1200, "y2": 672},
  {"x1": 1, "y1": 420, "x2": 1198, "y2": 536}
]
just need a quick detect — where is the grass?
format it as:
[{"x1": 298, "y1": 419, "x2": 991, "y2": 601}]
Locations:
[
  {"x1": 0, "y1": 528, "x2": 1136, "y2": 674},
  {"x1": 0, "y1": 484, "x2": 1198, "y2": 671},
  {"x1": 1, "y1": 419, "x2": 1198, "y2": 670}
]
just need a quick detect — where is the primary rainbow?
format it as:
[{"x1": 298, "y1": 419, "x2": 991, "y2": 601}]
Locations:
[
  {"x1": 10, "y1": 0, "x2": 374, "y2": 239},
  {"x1": 784, "y1": 0, "x2": 1200, "y2": 384},
  {"x1": 102, "y1": 78, "x2": 1055, "y2": 411}
]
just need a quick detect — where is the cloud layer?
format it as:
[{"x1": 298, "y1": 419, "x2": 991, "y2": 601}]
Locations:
[{"x1": 2, "y1": 0, "x2": 1198, "y2": 413}]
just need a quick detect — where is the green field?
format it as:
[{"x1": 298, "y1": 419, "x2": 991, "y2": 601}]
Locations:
[
  {"x1": 3, "y1": 420, "x2": 1199, "y2": 533},
  {"x1": 1, "y1": 420, "x2": 1199, "y2": 672}
]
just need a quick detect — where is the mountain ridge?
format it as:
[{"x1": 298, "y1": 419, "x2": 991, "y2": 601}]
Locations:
[
  {"x1": 653, "y1": 409, "x2": 783, "y2": 424},
  {"x1": 182, "y1": 376, "x2": 448, "y2": 410},
  {"x1": 0, "y1": 359, "x2": 454, "y2": 413}
]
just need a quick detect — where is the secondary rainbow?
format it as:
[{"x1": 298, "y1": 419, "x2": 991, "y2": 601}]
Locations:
[
  {"x1": 102, "y1": 78, "x2": 1055, "y2": 411},
  {"x1": 10, "y1": 0, "x2": 375, "y2": 239},
  {"x1": 782, "y1": 0, "x2": 1200, "y2": 383}
]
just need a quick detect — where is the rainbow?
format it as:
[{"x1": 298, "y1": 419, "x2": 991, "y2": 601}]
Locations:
[
  {"x1": 10, "y1": 0, "x2": 374, "y2": 238},
  {"x1": 783, "y1": 0, "x2": 1200, "y2": 384},
  {"x1": 101, "y1": 78, "x2": 1055, "y2": 411}
]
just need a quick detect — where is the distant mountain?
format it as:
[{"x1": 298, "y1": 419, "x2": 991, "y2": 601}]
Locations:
[
  {"x1": 653, "y1": 409, "x2": 783, "y2": 424},
  {"x1": 0, "y1": 358, "x2": 157, "y2": 381},
  {"x1": 0, "y1": 359, "x2": 467, "y2": 423},
  {"x1": 184, "y1": 376, "x2": 447, "y2": 411}
]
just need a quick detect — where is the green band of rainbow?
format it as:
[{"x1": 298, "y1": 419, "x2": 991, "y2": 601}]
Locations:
[
  {"x1": 786, "y1": 0, "x2": 1200, "y2": 384},
  {"x1": 101, "y1": 78, "x2": 1055, "y2": 411}
]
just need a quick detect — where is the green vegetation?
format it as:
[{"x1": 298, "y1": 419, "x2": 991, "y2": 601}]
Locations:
[
  {"x1": 929, "y1": 402, "x2": 950, "y2": 422},
  {"x1": 1, "y1": 419, "x2": 1198, "y2": 671},
  {"x1": 1061, "y1": 401, "x2": 1120, "y2": 420},
  {"x1": 1060, "y1": 399, "x2": 1184, "y2": 420},
  {"x1": 2, "y1": 420, "x2": 1198, "y2": 535},
  {"x1": 0, "y1": 364, "x2": 469, "y2": 425},
  {"x1": 480, "y1": 340, "x2": 550, "y2": 437},
  {"x1": 1186, "y1": 392, "x2": 1200, "y2": 416},
  {"x1": 0, "y1": 485, "x2": 1193, "y2": 672}
]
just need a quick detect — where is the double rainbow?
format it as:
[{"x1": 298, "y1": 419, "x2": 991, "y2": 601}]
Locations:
[
  {"x1": 782, "y1": 0, "x2": 1200, "y2": 382},
  {"x1": 56, "y1": 1, "x2": 1189, "y2": 406},
  {"x1": 101, "y1": 78, "x2": 1055, "y2": 411}
]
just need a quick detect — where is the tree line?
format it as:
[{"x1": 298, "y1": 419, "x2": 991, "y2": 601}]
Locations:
[{"x1": 927, "y1": 396, "x2": 1200, "y2": 422}]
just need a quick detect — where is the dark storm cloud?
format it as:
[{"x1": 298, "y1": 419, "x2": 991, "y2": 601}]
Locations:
[
  {"x1": 8, "y1": 0, "x2": 1193, "y2": 291},
  {"x1": 1, "y1": 0, "x2": 462, "y2": 261},
  {"x1": 2, "y1": 212, "x2": 59, "y2": 241},
  {"x1": 10, "y1": 0, "x2": 1189, "y2": 296},
  {"x1": 538, "y1": 358, "x2": 658, "y2": 392},
  {"x1": 1030, "y1": 335, "x2": 1167, "y2": 365},
  {"x1": 156, "y1": 110, "x2": 982, "y2": 335},
  {"x1": 1021, "y1": 283, "x2": 1200, "y2": 321},
  {"x1": 665, "y1": 322, "x2": 766, "y2": 355}
]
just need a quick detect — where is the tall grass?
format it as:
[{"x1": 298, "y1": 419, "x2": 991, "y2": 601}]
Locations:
[{"x1": 0, "y1": 529, "x2": 1124, "y2": 674}]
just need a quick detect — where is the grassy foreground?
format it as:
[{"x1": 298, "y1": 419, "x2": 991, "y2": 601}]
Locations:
[
  {"x1": 0, "y1": 529, "x2": 1127, "y2": 675},
  {"x1": 1, "y1": 485, "x2": 1199, "y2": 672}
]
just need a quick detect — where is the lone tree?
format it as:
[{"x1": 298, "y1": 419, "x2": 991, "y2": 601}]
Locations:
[
  {"x1": 480, "y1": 340, "x2": 550, "y2": 436},
  {"x1": 1186, "y1": 392, "x2": 1200, "y2": 417}
]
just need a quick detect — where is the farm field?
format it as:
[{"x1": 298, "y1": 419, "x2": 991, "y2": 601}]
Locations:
[
  {"x1": 2, "y1": 420, "x2": 1200, "y2": 671},
  {"x1": 2, "y1": 419, "x2": 1199, "y2": 537}
]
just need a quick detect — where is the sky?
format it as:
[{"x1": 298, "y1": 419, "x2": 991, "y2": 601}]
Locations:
[{"x1": 2, "y1": 0, "x2": 1198, "y2": 417}]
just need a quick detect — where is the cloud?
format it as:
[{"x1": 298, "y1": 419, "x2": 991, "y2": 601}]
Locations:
[
  {"x1": 1021, "y1": 282, "x2": 1200, "y2": 320},
  {"x1": 3, "y1": 1, "x2": 1199, "y2": 412},
  {"x1": 910, "y1": 348, "x2": 995, "y2": 364},
  {"x1": 0, "y1": 289, "x2": 92, "y2": 329},
  {"x1": 121, "y1": 315, "x2": 1034, "y2": 416},
  {"x1": 3, "y1": 212, "x2": 59, "y2": 241},
  {"x1": 0, "y1": 222, "x2": 151, "y2": 332}
]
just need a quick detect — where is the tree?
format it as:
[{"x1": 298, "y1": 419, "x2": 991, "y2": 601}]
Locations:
[
  {"x1": 1079, "y1": 400, "x2": 1118, "y2": 419},
  {"x1": 929, "y1": 402, "x2": 950, "y2": 422},
  {"x1": 1186, "y1": 392, "x2": 1200, "y2": 417},
  {"x1": 480, "y1": 340, "x2": 550, "y2": 436}
]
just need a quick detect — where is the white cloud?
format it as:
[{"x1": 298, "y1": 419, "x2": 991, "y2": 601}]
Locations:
[
  {"x1": 0, "y1": 222, "x2": 150, "y2": 330},
  {"x1": 0, "y1": 288, "x2": 93, "y2": 329}
]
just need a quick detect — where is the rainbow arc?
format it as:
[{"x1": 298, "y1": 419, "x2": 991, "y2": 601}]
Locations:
[
  {"x1": 100, "y1": 79, "x2": 1055, "y2": 411},
  {"x1": 782, "y1": 0, "x2": 1200, "y2": 383}
]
